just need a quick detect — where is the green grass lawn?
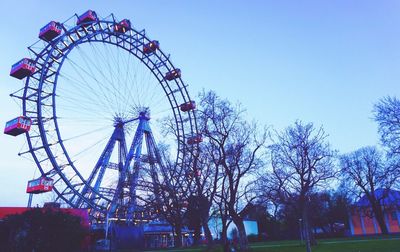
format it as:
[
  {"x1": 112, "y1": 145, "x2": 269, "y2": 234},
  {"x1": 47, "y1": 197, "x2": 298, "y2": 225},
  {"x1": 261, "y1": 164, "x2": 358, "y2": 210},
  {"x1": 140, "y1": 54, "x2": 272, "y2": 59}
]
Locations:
[
  {"x1": 142, "y1": 236, "x2": 400, "y2": 252},
  {"x1": 250, "y1": 237, "x2": 400, "y2": 252}
]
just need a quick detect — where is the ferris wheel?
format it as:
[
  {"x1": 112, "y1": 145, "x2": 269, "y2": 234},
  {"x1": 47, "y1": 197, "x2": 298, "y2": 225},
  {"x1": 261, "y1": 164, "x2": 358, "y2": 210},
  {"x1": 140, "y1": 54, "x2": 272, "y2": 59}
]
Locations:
[{"x1": 6, "y1": 10, "x2": 201, "y2": 221}]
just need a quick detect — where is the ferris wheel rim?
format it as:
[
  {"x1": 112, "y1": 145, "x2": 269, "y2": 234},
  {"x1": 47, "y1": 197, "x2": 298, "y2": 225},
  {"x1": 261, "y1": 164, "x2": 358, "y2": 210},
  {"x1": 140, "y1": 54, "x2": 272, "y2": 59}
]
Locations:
[{"x1": 19, "y1": 13, "x2": 199, "y2": 215}]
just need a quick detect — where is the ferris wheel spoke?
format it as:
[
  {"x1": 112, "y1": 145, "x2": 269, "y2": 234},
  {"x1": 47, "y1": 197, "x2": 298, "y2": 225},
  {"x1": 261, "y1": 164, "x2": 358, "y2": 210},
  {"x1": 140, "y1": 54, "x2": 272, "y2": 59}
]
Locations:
[
  {"x1": 108, "y1": 42, "x2": 141, "y2": 114},
  {"x1": 59, "y1": 65, "x2": 95, "y2": 89},
  {"x1": 58, "y1": 113, "x2": 112, "y2": 122},
  {"x1": 56, "y1": 101, "x2": 110, "y2": 120},
  {"x1": 70, "y1": 134, "x2": 110, "y2": 159},
  {"x1": 65, "y1": 56, "x2": 118, "y2": 114},
  {"x1": 122, "y1": 54, "x2": 141, "y2": 113},
  {"x1": 58, "y1": 65, "x2": 107, "y2": 97},
  {"x1": 78, "y1": 44, "x2": 124, "y2": 111},
  {"x1": 146, "y1": 89, "x2": 170, "y2": 115},
  {"x1": 123, "y1": 52, "x2": 143, "y2": 110},
  {"x1": 94, "y1": 42, "x2": 124, "y2": 107},
  {"x1": 62, "y1": 125, "x2": 111, "y2": 142},
  {"x1": 114, "y1": 44, "x2": 137, "y2": 113},
  {"x1": 56, "y1": 92, "x2": 106, "y2": 111},
  {"x1": 57, "y1": 74, "x2": 116, "y2": 113},
  {"x1": 141, "y1": 66, "x2": 160, "y2": 105},
  {"x1": 57, "y1": 101, "x2": 109, "y2": 119},
  {"x1": 119, "y1": 45, "x2": 134, "y2": 112},
  {"x1": 86, "y1": 41, "x2": 133, "y2": 115},
  {"x1": 151, "y1": 107, "x2": 173, "y2": 119}
]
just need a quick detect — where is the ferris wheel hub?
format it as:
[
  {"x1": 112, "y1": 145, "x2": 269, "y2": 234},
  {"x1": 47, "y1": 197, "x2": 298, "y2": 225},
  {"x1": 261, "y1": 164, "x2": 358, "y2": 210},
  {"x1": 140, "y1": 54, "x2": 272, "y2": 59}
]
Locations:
[{"x1": 138, "y1": 111, "x2": 150, "y2": 121}]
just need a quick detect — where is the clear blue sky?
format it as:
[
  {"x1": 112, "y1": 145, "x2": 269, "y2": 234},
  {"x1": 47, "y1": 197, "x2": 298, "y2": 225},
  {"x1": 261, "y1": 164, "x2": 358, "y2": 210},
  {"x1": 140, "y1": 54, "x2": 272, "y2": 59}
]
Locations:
[{"x1": 1, "y1": 1, "x2": 399, "y2": 206}]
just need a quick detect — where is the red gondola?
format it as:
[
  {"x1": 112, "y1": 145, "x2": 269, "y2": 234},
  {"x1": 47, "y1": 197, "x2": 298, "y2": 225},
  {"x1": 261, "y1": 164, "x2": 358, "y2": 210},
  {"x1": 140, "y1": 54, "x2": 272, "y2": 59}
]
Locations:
[
  {"x1": 165, "y1": 69, "x2": 181, "y2": 81},
  {"x1": 143, "y1": 40, "x2": 159, "y2": 54},
  {"x1": 4, "y1": 116, "x2": 32, "y2": 136},
  {"x1": 180, "y1": 101, "x2": 196, "y2": 112},
  {"x1": 77, "y1": 10, "x2": 98, "y2": 26},
  {"x1": 114, "y1": 19, "x2": 131, "y2": 33},
  {"x1": 187, "y1": 134, "x2": 202, "y2": 145},
  {"x1": 10, "y1": 58, "x2": 36, "y2": 79},
  {"x1": 26, "y1": 177, "x2": 54, "y2": 194},
  {"x1": 39, "y1": 21, "x2": 62, "y2": 42}
]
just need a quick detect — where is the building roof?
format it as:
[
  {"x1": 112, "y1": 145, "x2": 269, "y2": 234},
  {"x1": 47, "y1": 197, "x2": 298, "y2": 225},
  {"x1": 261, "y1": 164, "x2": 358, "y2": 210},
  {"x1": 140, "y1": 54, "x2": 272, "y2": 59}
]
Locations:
[
  {"x1": 355, "y1": 189, "x2": 400, "y2": 207},
  {"x1": 143, "y1": 221, "x2": 192, "y2": 234}
]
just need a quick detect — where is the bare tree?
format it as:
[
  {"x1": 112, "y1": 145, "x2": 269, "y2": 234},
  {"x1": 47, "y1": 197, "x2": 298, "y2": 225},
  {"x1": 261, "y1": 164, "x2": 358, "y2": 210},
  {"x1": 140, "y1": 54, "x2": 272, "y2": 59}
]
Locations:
[
  {"x1": 373, "y1": 96, "x2": 400, "y2": 156},
  {"x1": 138, "y1": 144, "x2": 190, "y2": 248},
  {"x1": 261, "y1": 121, "x2": 336, "y2": 252},
  {"x1": 198, "y1": 90, "x2": 267, "y2": 252},
  {"x1": 160, "y1": 109, "x2": 219, "y2": 249},
  {"x1": 192, "y1": 143, "x2": 221, "y2": 249},
  {"x1": 373, "y1": 96, "x2": 400, "y2": 190},
  {"x1": 340, "y1": 146, "x2": 399, "y2": 235},
  {"x1": 214, "y1": 172, "x2": 231, "y2": 252}
]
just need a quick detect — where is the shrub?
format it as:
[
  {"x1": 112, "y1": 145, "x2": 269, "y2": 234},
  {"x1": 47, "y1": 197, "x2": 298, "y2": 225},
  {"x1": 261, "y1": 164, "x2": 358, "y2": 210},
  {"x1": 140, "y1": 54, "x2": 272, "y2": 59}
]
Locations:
[{"x1": 0, "y1": 208, "x2": 89, "y2": 252}]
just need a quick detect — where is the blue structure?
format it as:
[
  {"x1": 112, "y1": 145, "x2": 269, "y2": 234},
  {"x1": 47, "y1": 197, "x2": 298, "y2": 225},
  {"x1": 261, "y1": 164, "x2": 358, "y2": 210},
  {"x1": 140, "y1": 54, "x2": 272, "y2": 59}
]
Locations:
[
  {"x1": 349, "y1": 189, "x2": 400, "y2": 235},
  {"x1": 143, "y1": 221, "x2": 194, "y2": 248},
  {"x1": 9, "y1": 11, "x2": 200, "y2": 223}
]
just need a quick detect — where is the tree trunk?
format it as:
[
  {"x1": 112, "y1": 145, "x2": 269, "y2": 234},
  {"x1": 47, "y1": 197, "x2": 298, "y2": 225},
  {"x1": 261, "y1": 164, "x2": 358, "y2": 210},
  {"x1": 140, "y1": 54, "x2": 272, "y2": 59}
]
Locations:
[
  {"x1": 174, "y1": 224, "x2": 183, "y2": 248},
  {"x1": 221, "y1": 219, "x2": 229, "y2": 252},
  {"x1": 232, "y1": 217, "x2": 249, "y2": 252},
  {"x1": 202, "y1": 219, "x2": 213, "y2": 250},
  {"x1": 310, "y1": 228, "x2": 317, "y2": 246},
  {"x1": 302, "y1": 205, "x2": 312, "y2": 252},
  {"x1": 193, "y1": 224, "x2": 201, "y2": 245},
  {"x1": 372, "y1": 204, "x2": 389, "y2": 234},
  {"x1": 300, "y1": 202, "x2": 312, "y2": 252}
]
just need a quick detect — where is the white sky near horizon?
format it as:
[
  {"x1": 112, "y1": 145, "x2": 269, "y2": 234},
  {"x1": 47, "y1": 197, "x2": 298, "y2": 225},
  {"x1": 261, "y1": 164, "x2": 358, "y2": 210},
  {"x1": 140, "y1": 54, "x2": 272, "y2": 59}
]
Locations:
[{"x1": 0, "y1": 1, "x2": 399, "y2": 206}]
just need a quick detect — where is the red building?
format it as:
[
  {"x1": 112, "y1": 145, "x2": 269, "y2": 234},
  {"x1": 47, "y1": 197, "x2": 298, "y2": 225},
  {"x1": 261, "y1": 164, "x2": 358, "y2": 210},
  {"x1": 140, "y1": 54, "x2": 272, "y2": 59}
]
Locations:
[{"x1": 349, "y1": 189, "x2": 400, "y2": 235}]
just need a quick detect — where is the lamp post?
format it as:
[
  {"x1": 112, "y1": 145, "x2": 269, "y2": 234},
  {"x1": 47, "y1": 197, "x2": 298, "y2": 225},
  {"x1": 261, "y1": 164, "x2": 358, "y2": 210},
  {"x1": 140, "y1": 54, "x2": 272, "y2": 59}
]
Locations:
[{"x1": 105, "y1": 212, "x2": 111, "y2": 251}]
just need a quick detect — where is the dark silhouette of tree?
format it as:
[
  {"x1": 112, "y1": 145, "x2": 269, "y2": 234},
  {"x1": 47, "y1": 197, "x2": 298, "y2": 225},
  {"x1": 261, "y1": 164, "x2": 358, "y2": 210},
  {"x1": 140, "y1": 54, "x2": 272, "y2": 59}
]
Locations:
[
  {"x1": 340, "y1": 146, "x2": 399, "y2": 235},
  {"x1": 264, "y1": 191, "x2": 350, "y2": 240},
  {"x1": 157, "y1": 98, "x2": 223, "y2": 249},
  {"x1": 198, "y1": 90, "x2": 267, "y2": 252},
  {"x1": 185, "y1": 142, "x2": 219, "y2": 249},
  {"x1": 240, "y1": 202, "x2": 269, "y2": 241},
  {"x1": 137, "y1": 144, "x2": 191, "y2": 248},
  {"x1": 308, "y1": 193, "x2": 330, "y2": 235},
  {"x1": 0, "y1": 207, "x2": 88, "y2": 252},
  {"x1": 327, "y1": 191, "x2": 352, "y2": 235},
  {"x1": 373, "y1": 96, "x2": 400, "y2": 190},
  {"x1": 260, "y1": 121, "x2": 336, "y2": 252},
  {"x1": 158, "y1": 114, "x2": 215, "y2": 248},
  {"x1": 374, "y1": 96, "x2": 400, "y2": 157},
  {"x1": 277, "y1": 200, "x2": 302, "y2": 239},
  {"x1": 308, "y1": 191, "x2": 350, "y2": 237},
  {"x1": 184, "y1": 195, "x2": 210, "y2": 245},
  {"x1": 156, "y1": 90, "x2": 266, "y2": 251}
]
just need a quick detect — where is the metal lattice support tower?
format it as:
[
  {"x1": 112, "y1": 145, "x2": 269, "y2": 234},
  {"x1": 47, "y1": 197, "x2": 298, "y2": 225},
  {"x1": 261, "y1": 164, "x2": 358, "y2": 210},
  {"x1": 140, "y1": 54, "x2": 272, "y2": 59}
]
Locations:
[
  {"x1": 108, "y1": 112, "x2": 164, "y2": 223},
  {"x1": 75, "y1": 121, "x2": 127, "y2": 210}
]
